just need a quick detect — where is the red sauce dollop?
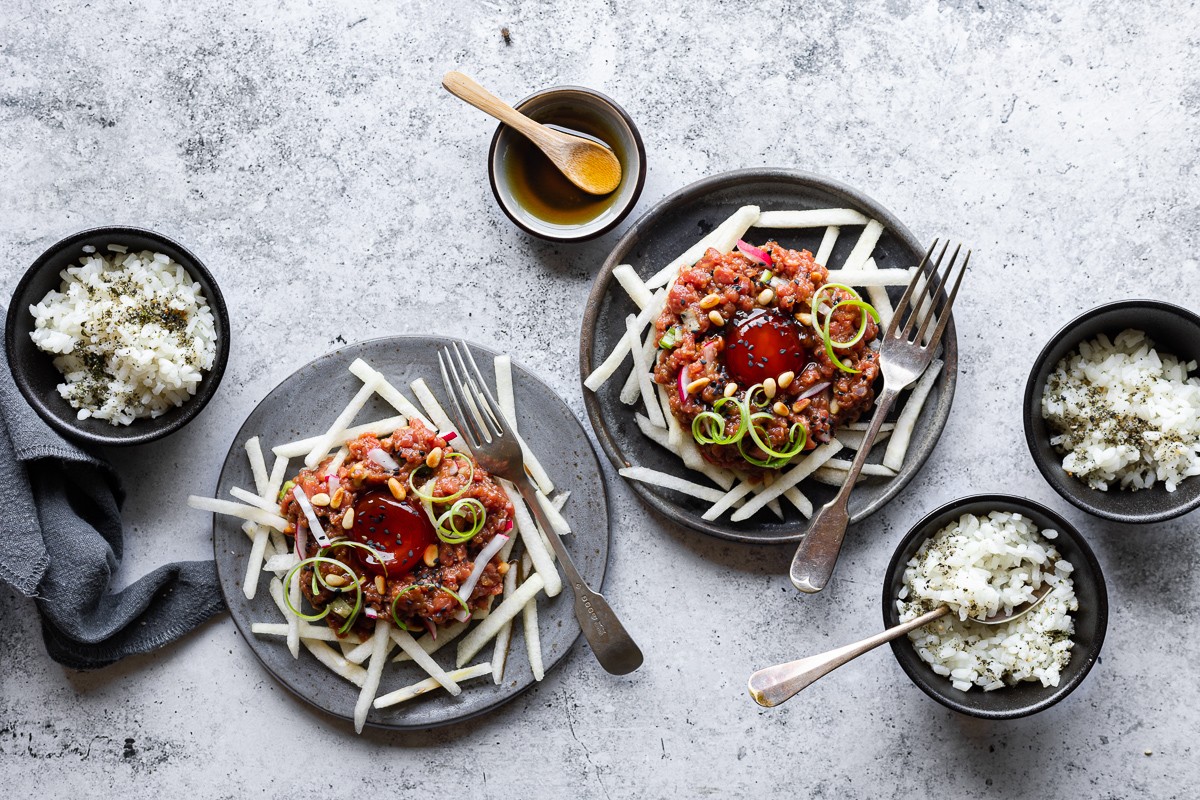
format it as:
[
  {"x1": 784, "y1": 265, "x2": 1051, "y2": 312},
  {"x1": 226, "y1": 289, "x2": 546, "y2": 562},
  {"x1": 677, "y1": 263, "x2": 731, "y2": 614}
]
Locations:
[
  {"x1": 350, "y1": 490, "x2": 436, "y2": 576},
  {"x1": 724, "y1": 309, "x2": 807, "y2": 386}
]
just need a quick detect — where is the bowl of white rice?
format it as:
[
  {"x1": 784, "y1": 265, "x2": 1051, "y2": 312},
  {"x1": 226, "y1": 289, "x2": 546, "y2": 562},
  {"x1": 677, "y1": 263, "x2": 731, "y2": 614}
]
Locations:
[
  {"x1": 1024, "y1": 300, "x2": 1200, "y2": 523},
  {"x1": 5, "y1": 227, "x2": 230, "y2": 446},
  {"x1": 883, "y1": 495, "x2": 1108, "y2": 719}
]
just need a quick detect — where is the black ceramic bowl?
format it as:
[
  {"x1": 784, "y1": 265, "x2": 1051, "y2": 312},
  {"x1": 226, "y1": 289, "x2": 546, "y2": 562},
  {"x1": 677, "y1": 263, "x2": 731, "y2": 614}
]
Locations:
[
  {"x1": 1023, "y1": 299, "x2": 1200, "y2": 524},
  {"x1": 488, "y1": 86, "x2": 646, "y2": 242},
  {"x1": 5, "y1": 227, "x2": 230, "y2": 447},
  {"x1": 882, "y1": 494, "x2": 1108, "y2": 720}
]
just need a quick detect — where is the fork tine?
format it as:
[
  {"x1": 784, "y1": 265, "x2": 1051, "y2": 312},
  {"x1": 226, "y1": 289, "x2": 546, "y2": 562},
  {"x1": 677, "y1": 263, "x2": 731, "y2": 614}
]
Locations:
[
  {"x1": 459, "y1": 341, "x2": 512, "y2": 439},
  {"x1": 888, "y1": 239, "x2": 937, "y2": 339},
  {"x1": 452, "y1": 342, "x2": 502, "y2": 439},
  {"x1": 439, "y1": 348, "x2": 483, "y2": 447},
  {"x1": 924, "y1": 249, "x2": 969, "y2": 349},
  {"x1": 912, "y1": 242, "x2": 961, "y2": 346},
  {"x1": 899, "y1": 240, "x2": 948, "y2": 341}
]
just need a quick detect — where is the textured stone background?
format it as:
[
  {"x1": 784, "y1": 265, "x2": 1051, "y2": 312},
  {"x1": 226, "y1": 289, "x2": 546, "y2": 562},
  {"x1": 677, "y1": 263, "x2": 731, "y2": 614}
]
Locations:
[{"x1": 2, "y1": 1, "x2": 1198, "y2": 797}]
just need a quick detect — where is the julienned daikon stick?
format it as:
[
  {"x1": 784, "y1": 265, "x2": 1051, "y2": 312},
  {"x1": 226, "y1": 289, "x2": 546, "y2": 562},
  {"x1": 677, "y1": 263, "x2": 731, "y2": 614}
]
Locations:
[
  {"x1": 188, "y1": 495, "x2": 288, "y2": 531},
  {"x1": 245, "y1": 436, "x2": 269, "y2": 496},
  {"x1": 374, "y1": 663, "x2": 493, "y2": 709},
  {"x1": 348, "y1": 358, "x2": 431, "y2": 427},
  {"x1": 819, "y1": 458, "x2": 898, "y2": 476},
  {"x1": 814, "y1": 226, "x2": 840, "y2": 267},
  {"x1": 822, "y1": 267, "x2": 914, "y2": 287},
  {"x1": 521, "y1": 553, "x2": 545, "y2": 681},
  {"x1": 834, "y1": 427, "x2": 893, "y2": 451},
  {"x1": 728, "y1": 441, "x2": 844, "y2": 522},
  {"x1": 839, "y1": 219, "x2": 885, "y2": 273},
  {"x1": 534, "y1": 490, "x2": 571, "y2": 536},
  {"x1": 645, "y1": 205, "x2": 760, "y2": 289},
  {"x1": 782, "y1": 486, "x2": 813, "y2": 518},
  {"x1": 409, "y1": 378, "x2": 457, "y2": 439},
  {"x1": 456, "y1": 574, "x2": 546, "y2": 667},
  {"x1": 490, "y1": 561, "x2": 520, "y2": 683},
  {"x1": 628, "y1": 313, "x2": 665, "y2": 428},
  {"x1": 701, "y1": 479, "x2": 756, "y2": 521},
  {"x1": 251, "y1": 622, "x2": 364, "y2": 644},
  {"x1": 585, "y1": 299, "x2": 660, "y2": 391},
  {"x1": 302, "y1": 639, "x2": 367, "y2": 687},
  {"x1": 884, "y1": 359, "x2": 943, "y2": 471},
  {"x1": 273, "y1": 416, "x2": 408, "y2": 458},
  {"x1": 392, "y1": 619, "x2": 472, "y2": 662},
  {"x1": 633, "y1": 413, "x2": 735, "y2": 490},
  {"x1": 389, "y1": 627, "x2": 462, "y2": 695},
  {"x1": 754, "y1": 208, "x2": 869, "y2": 229},
  {"x1": 494, "y1": 355, "x2": 516, "y2": 433},
  {"x1": 353, "y1": 619, "x2": 390, "y2": 733},
  {"x1": 506, "y1": 484, "x2": 562, "y2": 597},
  {"x1": 304, "y1": 374, "x2": 383, "y2": 468},
  {"x1": 619, "y1": 466, "x2": 729, "y2": 503},
  {"x1": 612, "y1": 264, "x2": 654, "y2": 311},
  {"x1": 242, "y1": 524, "x2": 271, "y2": 600}
]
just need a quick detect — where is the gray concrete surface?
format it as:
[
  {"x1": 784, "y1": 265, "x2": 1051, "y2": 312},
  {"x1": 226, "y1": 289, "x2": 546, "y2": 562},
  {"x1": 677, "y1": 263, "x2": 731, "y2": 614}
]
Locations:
[{"x1": 2, "y1": 1, "x2": 1198, "y2": 797}]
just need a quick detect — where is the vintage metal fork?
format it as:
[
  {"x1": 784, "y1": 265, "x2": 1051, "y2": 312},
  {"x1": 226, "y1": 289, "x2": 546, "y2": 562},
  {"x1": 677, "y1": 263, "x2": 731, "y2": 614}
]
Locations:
[
  {"x1": 438, "y1": 342, "x2": 644, "y2": 675},
  {"x1": 790, "y1": 240, "x2": 970, "y2": 594}
]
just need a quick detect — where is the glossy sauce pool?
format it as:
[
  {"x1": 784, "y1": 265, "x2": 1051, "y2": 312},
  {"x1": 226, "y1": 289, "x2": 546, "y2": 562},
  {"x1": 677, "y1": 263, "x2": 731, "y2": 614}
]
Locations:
[
  {"x1": 349, "y1": 490, "x2": 436, "y2": 576},
  {"x1": 501, "y1": 105, "x2": 627, "y2": 226},
  {"x1": 724, "y1": 310, "x2": 809, "y2": 387}
]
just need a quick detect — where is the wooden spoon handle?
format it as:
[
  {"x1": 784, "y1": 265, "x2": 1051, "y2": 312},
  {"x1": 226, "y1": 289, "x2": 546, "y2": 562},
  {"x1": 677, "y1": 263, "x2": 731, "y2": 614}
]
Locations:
[{"x1": 441, "y1": 71, "x2": 551, "y2": 147}]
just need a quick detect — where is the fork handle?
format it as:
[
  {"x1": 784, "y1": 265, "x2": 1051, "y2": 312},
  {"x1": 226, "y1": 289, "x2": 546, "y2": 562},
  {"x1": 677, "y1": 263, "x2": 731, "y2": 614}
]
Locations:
[
  {"x1": 512, "y1": 480, "x2": 644, "y2": 676},
  {"x1": 789, "y1": 386, "x2": 901, "y2": 593}
]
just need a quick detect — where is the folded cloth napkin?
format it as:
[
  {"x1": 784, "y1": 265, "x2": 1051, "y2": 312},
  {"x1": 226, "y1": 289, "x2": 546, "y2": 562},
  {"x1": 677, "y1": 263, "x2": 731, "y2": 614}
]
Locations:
[{"x1": 0, "y1": 319, "x2": 225, "y2": 669}]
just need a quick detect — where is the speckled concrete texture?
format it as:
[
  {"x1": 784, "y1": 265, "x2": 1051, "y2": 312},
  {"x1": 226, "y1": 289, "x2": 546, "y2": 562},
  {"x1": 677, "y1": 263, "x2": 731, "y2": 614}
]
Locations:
[{"x1": 2, "y1": 1, "x2": 1198, "y2": 797}]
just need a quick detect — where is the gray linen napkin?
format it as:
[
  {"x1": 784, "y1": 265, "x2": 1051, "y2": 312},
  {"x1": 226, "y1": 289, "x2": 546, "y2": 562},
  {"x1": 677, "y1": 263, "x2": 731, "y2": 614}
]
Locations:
[{"x1": 0, "y1": 316, "x2": 225, "y2": 669}]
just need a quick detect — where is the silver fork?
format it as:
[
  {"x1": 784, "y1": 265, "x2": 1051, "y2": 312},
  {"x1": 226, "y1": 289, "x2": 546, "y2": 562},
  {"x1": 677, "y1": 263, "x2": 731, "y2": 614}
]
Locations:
[
  {"x1": 790, "y1": 240, "x2": 970, "y2": 594},
  {"x1": 438, "y1": 342, "x2": 644, "y2": 675}
]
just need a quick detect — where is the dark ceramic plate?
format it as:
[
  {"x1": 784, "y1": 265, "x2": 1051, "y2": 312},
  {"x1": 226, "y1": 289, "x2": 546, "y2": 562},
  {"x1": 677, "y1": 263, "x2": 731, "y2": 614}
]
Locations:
[
  {"x1": 5, "y1": 226, "x2": 230, "y2": 446},
  {"x1": 1024, "y1": 299, "x2": 1200, "y2": 523},
  {"x1": 212, "y1": 336, "x2": 610, "y2": 731},
  {"x1": 883, "y1": 494, "x2": 1108, "y2": 720},
  {"x1": 580, "y1": 169, "x2": 958, "y2": 543}
]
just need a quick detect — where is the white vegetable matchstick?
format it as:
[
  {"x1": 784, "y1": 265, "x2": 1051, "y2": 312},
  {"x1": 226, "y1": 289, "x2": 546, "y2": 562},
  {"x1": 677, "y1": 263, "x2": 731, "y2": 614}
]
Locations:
[
  {"x1": 252, "y1": 622, "x2": 364, "y2": 644},
  {"x1": 645, "y1": 205, "x2": 761, "y2": 290},
  {"x1": 701, "y1": 479, "x2": 756, "y2": 521},
  {"x1": 187, "y1": 495, "x2": 289, "y2": 531},
  {"x1": 819, "y1": 459, "x2": 898, "y2": 476},
  {"x1": 344, "y1": 635, "x2": 392, "y2": 665},
  {"x1": 267, "y1": 577, "x2": 301, "y2": 659},
  {"x1": 821, "y1": 267, "x2": 914, "y2": 286},
  {"x1": 839, "y1": 219, "x2": 885, "y2": 273},
  {"x1": 230, "y1": 486, "x2": 279, "y2": 513},
  {"x1": 374, "y1": 663, "x2": 493, "y2": 709},
  {"x1": 304, "y1": 374, "x2": 384, "y2": 468},
  {"x1": 587, "y1": 299, "x2": 660, "y2": 392},
  {"x1": 273, "y1": 416, "x2": 408, "y2": 459},
  {"x1": 353, "y1": 619, "x2": 391, "y2": 733},
  {"x1": 729, "y1": 441, "x2": 844, "y2": 522},
  {"x1": 245, "y1": 436, "x2": 269, "y2": 496},
  {"x1": 782, "y1": 486, "x2": 813, "y2": 517},
  {"x1": 348, "y1": 358, "x2": 430, "y2": 426},
  {"x1": 242, "y1": 524, "x2": 271, "y2": 600},
  {"x1": 392, "y1": 619, "x2": 472, "y2": 662},
  {"x1": 814, "y1": 226, "x2": 840, "y2": 267},
  {"x1": 410, "y1": 378, "x2": 472, "y2": 456},
  {"x1": 627, "y1": 314, "x2": 666, "y2": 428},
  {"x1": 263, "y1": 551, "x2": 298, "y2": 574},
  {"x1": 494, "y1": 354, "x2": 517, "y2": 431},
  {"x1": 550, "y1": 491, "x2": 570, "y2": 512},
  {"x1": 754, "y1": 208, "x2": 869, "y2": 229},
  {"x1": 834, "y1": 427, "x2": 893, "y2": 451},
  {"x1": 302, "y1": 639, "x2": 367, "y2": 687},
  {"x1": 457, "y1": 573, "x2": 546, "y2": 667},
  {"x1": 520, "y1": 553, "x2": 545, "y2": 681},
  {"x1": 611, "y1": 264, "x2": 654, "y2": 311},
  {"x1": 389, "y1": 628, "x2": 462, "y2": 695},
  {"x1": 619, "y1": 303, "x2": 666, "y2": 405},
  {"x1": 490, "y1": 561, "x2": 520, "y2": 683},
  {"x1": 535, "y1": 490, "x2": 571, "y2": 536},
  {"x1": 618, "y1": 466, "x2": 729, "y2": 503},
  {"x1": 883, "y1": 359, "x2": 943, "y2": 472},
  {"x1": 507, "y1": 488, "x2": 562, "y2": 597}
]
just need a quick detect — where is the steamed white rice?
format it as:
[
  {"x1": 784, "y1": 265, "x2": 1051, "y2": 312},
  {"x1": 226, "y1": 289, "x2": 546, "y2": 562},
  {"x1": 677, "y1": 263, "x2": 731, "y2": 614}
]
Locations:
[
  {"x1": 897, "y1": 511, "x2": 1077, "y2": 692},
  {"x1": 28, "y1": 247, "x2": 217, "y2": 425},
  {"x1": 1041, "y1": 329, "x2": 1200, "y2": 492}
]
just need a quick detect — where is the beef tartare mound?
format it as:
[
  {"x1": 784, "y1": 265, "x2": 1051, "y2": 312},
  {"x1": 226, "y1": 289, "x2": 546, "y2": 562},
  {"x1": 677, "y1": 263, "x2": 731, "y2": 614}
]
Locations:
[
  {"x1": 279, "y1": 419, "x2": 513, "y2": 636},
  {"x1": 653, "y1": 241, "x2": 881, "y2": 473}
]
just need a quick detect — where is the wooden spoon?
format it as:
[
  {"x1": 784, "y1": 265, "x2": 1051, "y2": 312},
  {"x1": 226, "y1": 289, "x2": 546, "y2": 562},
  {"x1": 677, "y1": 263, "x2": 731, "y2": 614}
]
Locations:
[{"x1": 442, "y1": 71, "x2": 622, "y2": 196}]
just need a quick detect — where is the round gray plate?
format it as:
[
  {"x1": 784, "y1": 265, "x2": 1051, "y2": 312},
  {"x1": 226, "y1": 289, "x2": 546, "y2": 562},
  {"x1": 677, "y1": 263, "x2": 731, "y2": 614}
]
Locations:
[
  {"x1": 212, "y1": 336, "x2": 610, "y2": 731},
  {"x1": 580, "y1": 169, "x2": 958, "y2": 543}
]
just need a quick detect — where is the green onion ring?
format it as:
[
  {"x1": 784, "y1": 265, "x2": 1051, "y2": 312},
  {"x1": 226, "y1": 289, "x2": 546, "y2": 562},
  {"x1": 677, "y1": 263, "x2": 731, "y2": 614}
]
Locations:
[
  {"x1": 435, "y1": 497, "x2": 487, "y2": 544},
  {"x1": 439, "y1": 585, "x2": 471, "y2": 616},
  {"x1": 389, "y1": 583, "x2": 471, "y2": 631},
  {"x1": 317, "y1": 539, "x2": 391, "y2": 578},
  {"x1": 739, "y1": 412, "x2": 807, "y2": 467},
  {"x1": 809, "y1": 283, "x2": 861, "y2": 334},
  {"x1": 822, "y1": 298, "x2": 880, "y2": 374},
  {"x1": 691, "y1": 395, "x2": 749, "y2": 446},
  {"x1": 284, "y1": 556, "x2": 364, "y2": 634},
  {"x1": 408, "y1": 451, "x2": 475, "y2": 504}
]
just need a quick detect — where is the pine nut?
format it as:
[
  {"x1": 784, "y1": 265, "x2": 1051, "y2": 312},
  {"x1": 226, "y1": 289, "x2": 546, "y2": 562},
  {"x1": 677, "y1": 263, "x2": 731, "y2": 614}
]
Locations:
[
  {"x1": 763, "y1": 378, "x2": 777, "y2": 399},
  {"x1": 699, "y1": 293, "x2": 722, "y2": 310},
  {"x1": 795, "y1": 312, "x2": 813, "y2": 325},
  {"x1": 773, "y1": 401, "x2": 790, "y2": 416},
  {"x1": 387, "y1": 477, "x2": 407, "y2": 501},
  {"x1": 375, "y1": 575, "x2": 386, "y2": 595},
  {"x1": 829, "y1": 399, "x2": 841, "y2": 415},
  {"x1": 498, "y1": 560, "x2": 510, "y2": 575},
  {"x1": 792, "y1": 399, "x2": 811, "y2": 413},
  {"x1": 778, "y1": 371, "x2": 795, "y2": 389},
  {"x1": 685, "y1": 377, "x2": 711, "y2": 395},
  {"x1": 708, "y1": 310, "x2": 725, "y2": 326},
  {"x1": 426, "y1": 447, "x2": 443, "y2": 469},
  {"x1": 324, "y1": 573, "x2": 347, "y2": 588},
  {"x1": 330, "y1": 487, "x2": 346, "y2": 509},
  {"x1": 341, "y1": 508, "x2": 354, "y2": 529},
  {"x1": 757, "y1": 288, "x2": 775, "y2": 305},
  {"x1": 423, "y1": 543, "x2": 439, "y2": 568},
  {"x1": 310, "y1": 492, "x2": 330, "y2": 507},
  {"x1": 723, "y1": 382, "x2": 738, "y2": 398}
]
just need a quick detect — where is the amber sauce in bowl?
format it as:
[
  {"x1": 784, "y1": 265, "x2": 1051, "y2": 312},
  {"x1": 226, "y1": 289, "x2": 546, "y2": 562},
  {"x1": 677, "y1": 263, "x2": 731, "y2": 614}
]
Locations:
[{"x1": 489, "y1": 86, "x2": 645, "y2": 242}]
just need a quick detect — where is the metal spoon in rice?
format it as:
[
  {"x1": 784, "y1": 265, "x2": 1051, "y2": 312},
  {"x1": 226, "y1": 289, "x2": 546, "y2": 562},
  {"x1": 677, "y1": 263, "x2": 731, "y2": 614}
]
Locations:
[{"x1": 748, "y1": 564, "x2": 1058, "y2": 708}]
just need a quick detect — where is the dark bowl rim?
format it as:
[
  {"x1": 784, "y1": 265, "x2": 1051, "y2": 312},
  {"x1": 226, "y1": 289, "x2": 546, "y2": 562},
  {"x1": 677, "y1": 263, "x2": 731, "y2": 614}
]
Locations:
[
  {"x1": 486, "y1": 84, "x2": 647, "y2": 243},
  {"x1": 578, "y1": 167, "x2": 959, "y2": 543},
  {"x1": 4, "y1": 225, "x2": 231, "y2": 447},
  {"x1": 1021, "y1": 298, "x2": 1200, "y2": 524},
  {"x1": 881, "y1": 492, "x2": 1109, "y2": 720}
]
